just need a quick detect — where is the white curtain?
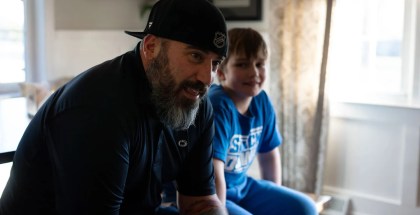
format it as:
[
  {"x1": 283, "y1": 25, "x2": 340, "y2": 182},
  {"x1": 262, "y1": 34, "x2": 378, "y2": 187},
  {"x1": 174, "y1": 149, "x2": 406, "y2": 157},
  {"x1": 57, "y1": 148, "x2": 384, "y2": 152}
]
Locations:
[{"x1": 268, "y1": 0, "x2": 334, "y2": 197}]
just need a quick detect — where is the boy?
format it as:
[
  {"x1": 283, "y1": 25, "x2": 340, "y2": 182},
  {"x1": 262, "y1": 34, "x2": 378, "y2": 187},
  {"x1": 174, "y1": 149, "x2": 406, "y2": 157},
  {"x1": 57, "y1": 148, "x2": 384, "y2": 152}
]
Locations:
[{"x1": 209, "y1": 28, "x2": 317, "y2": 215}]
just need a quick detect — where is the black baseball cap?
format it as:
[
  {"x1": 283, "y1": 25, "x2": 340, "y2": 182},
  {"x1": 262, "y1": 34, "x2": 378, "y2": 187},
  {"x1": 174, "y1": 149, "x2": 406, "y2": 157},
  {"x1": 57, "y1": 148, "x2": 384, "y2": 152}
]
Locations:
[{"x1": 125, "y1": 0, "x2": 228, "y2": 57}]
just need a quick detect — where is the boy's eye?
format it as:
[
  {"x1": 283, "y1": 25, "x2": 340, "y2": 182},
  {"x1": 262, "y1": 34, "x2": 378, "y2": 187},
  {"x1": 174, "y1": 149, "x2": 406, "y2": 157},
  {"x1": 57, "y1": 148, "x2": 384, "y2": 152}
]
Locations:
[
  {"x1": 235, "y1": 63, "x2": 248, "y2": 68},
  {"x1": 257, "y1": 62, "x2": 266, "y2": 68}
]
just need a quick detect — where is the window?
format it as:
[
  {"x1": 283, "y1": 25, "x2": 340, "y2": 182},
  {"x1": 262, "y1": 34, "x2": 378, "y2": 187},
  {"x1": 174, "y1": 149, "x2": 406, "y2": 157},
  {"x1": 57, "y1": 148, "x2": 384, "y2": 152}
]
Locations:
[
  {"x1": 0, "y1": 0, "x2": 25, "y2": 94},
  {"x1": 328, "y1": 0, "x2": 418, "y2": 105}
]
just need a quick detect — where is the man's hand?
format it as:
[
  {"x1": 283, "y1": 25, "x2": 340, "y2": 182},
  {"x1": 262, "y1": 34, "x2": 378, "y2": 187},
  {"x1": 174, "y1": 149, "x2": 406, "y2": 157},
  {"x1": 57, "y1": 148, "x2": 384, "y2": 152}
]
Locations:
[{"x1": 178, "y1": 193, "x2": 227, "y2": 215}]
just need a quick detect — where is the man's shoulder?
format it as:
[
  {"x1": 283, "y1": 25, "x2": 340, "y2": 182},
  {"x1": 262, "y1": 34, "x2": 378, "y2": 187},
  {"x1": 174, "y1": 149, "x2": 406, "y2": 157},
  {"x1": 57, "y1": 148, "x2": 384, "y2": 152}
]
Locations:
[{"x1": 47, "y1": 49, "x2": 145, "y2": 115}]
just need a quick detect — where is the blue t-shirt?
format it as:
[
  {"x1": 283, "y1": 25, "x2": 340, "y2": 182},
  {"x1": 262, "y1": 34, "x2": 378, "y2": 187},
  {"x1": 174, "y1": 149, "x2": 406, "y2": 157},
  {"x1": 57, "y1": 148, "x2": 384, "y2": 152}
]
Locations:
[{"x1": 209, "y1": 84, "x2": 282, "y2": 189}]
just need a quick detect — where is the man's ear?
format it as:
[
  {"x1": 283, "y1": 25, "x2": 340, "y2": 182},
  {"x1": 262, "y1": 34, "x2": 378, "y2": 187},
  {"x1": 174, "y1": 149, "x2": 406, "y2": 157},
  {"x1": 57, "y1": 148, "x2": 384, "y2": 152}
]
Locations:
[{"x1": 142, "y1": 35, "x2": 161, "y2": 59}]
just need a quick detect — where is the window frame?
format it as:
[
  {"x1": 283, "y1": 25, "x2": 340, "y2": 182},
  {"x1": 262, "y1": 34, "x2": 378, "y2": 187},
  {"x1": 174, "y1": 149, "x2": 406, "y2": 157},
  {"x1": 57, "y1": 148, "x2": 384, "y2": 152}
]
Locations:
[
  {"x1": 328, "y1": 0, "x2": 420, "y2": 107},
  {"x1": 0, "y1": 0, "x2": 25, "y2": 96},
  {"x1": 412, "y1": 0, "x2": 420, "y2": 102},
  {"x1": 0, "y1": 0, "x2": 50, "y2": 98}
]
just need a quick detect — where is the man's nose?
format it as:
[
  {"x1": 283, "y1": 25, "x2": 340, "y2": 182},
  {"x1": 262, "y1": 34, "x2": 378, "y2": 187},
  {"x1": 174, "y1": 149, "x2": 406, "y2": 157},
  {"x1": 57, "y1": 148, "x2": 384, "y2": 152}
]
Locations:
[{"x1": 196, "y1": 62, "x2": 213, "y2": 87}]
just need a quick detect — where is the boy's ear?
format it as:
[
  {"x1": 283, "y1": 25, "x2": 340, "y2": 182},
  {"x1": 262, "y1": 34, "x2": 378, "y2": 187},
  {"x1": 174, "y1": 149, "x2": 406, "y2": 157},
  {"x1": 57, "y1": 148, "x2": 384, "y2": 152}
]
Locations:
[{"x1": 216, "y1": 68, "x2": 226, "y2": 81}]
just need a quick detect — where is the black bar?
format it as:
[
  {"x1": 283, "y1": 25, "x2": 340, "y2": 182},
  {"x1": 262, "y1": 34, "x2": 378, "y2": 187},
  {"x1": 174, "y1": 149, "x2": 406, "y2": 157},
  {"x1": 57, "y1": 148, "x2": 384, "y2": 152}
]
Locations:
[{"x1": 0, "y1": 151, "x2": 15, "y2": 164}]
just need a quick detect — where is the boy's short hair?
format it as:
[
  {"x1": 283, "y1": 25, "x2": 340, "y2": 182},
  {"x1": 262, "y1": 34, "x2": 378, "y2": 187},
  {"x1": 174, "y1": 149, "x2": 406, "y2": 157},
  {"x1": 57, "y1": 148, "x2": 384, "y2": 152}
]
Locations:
[{"x1": 222, "y1": 28, "x2": 268, "y2": 67}]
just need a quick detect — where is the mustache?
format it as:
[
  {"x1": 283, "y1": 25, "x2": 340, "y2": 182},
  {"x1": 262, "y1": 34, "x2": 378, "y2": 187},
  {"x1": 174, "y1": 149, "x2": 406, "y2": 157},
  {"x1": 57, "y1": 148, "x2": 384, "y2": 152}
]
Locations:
[{"x1": 181, "y1": 81, "x2": 208, "y2": 95}]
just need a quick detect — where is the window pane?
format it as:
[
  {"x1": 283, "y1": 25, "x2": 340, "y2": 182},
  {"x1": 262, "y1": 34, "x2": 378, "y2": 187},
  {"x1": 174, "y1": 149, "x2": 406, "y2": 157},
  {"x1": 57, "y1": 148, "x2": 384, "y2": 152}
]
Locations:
[
  {"x1": 329, "y1": 0, "x2": 405, "y2": 98},
  {"x1": 0, "y1": 0, "x2": 25, "y2": 84}
]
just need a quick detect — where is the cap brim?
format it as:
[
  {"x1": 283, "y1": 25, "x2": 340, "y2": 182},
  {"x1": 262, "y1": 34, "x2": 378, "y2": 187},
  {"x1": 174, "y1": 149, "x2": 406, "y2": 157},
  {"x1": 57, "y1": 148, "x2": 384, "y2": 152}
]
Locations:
[{"x1": 124, "y1": 30, "x2": 147, "y2": 39}]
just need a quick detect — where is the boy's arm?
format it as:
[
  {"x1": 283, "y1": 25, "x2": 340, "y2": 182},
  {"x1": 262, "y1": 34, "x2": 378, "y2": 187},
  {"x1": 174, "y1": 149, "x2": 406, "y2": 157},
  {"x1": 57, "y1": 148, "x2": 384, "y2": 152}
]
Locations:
[
  {"x1": 213, "y1": 158, "x2": 227, "y2": 205},
  {"x1": 258, "y1": 148, "x2": 282, "y2": 185}
]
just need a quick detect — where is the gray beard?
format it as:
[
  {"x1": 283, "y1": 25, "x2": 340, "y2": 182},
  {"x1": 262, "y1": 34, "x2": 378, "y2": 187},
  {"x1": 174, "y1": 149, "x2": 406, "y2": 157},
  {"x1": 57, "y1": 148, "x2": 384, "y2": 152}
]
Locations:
[
  {"x1": 155, "y1": 97, "x2": 199, "y2": 130},
  {"x1": 146, "y1": 46, "x2": 200, "y2": 130}
]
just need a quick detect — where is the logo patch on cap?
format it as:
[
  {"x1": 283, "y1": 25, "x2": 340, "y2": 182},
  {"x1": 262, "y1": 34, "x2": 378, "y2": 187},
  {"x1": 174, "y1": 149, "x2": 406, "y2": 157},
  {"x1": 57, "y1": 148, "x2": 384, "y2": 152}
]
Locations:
[{"x1": 213, "y1": 32, "x2": 226, "y2": 49}]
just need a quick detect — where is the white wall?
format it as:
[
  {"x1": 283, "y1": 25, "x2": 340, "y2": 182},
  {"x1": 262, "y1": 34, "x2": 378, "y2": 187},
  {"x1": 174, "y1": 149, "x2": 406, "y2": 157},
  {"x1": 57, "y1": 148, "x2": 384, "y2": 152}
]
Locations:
[
  {"x1": 51, "y1": 31, "x2": 138, "y2": 80},
  {"x1": 324, "y1": 102, "x2": 420, "y2": 215},
  {"x1": 45, "y1": 0, "x2": 270, "y2": 81},
  {"x1": 43, "y1": 0, "x2": 143, "y2": 81}
]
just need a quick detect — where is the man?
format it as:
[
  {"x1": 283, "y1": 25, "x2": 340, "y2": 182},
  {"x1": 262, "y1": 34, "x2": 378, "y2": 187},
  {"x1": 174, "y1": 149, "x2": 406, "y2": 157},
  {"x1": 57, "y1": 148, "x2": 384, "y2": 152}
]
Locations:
[{"x1": 0, "y1": 0, "x2": 228, "y2": 214}]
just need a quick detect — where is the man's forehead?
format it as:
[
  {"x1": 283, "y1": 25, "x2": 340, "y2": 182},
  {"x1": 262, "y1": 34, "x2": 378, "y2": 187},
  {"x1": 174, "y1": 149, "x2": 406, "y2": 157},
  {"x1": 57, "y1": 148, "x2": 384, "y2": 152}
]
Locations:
[
  {"x1": 183, "y1": 44, "x2": 225, "y2": 60},
  {"x1": 166, "y1": 38, "x2": 224, "y2": 59}
]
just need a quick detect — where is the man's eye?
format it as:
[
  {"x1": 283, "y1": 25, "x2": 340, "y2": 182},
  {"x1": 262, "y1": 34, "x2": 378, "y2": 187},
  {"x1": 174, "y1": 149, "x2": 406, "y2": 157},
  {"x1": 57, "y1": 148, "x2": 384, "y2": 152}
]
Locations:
[{"x1": 190, "y1": 53, "x2": 204, "y2": 62}]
